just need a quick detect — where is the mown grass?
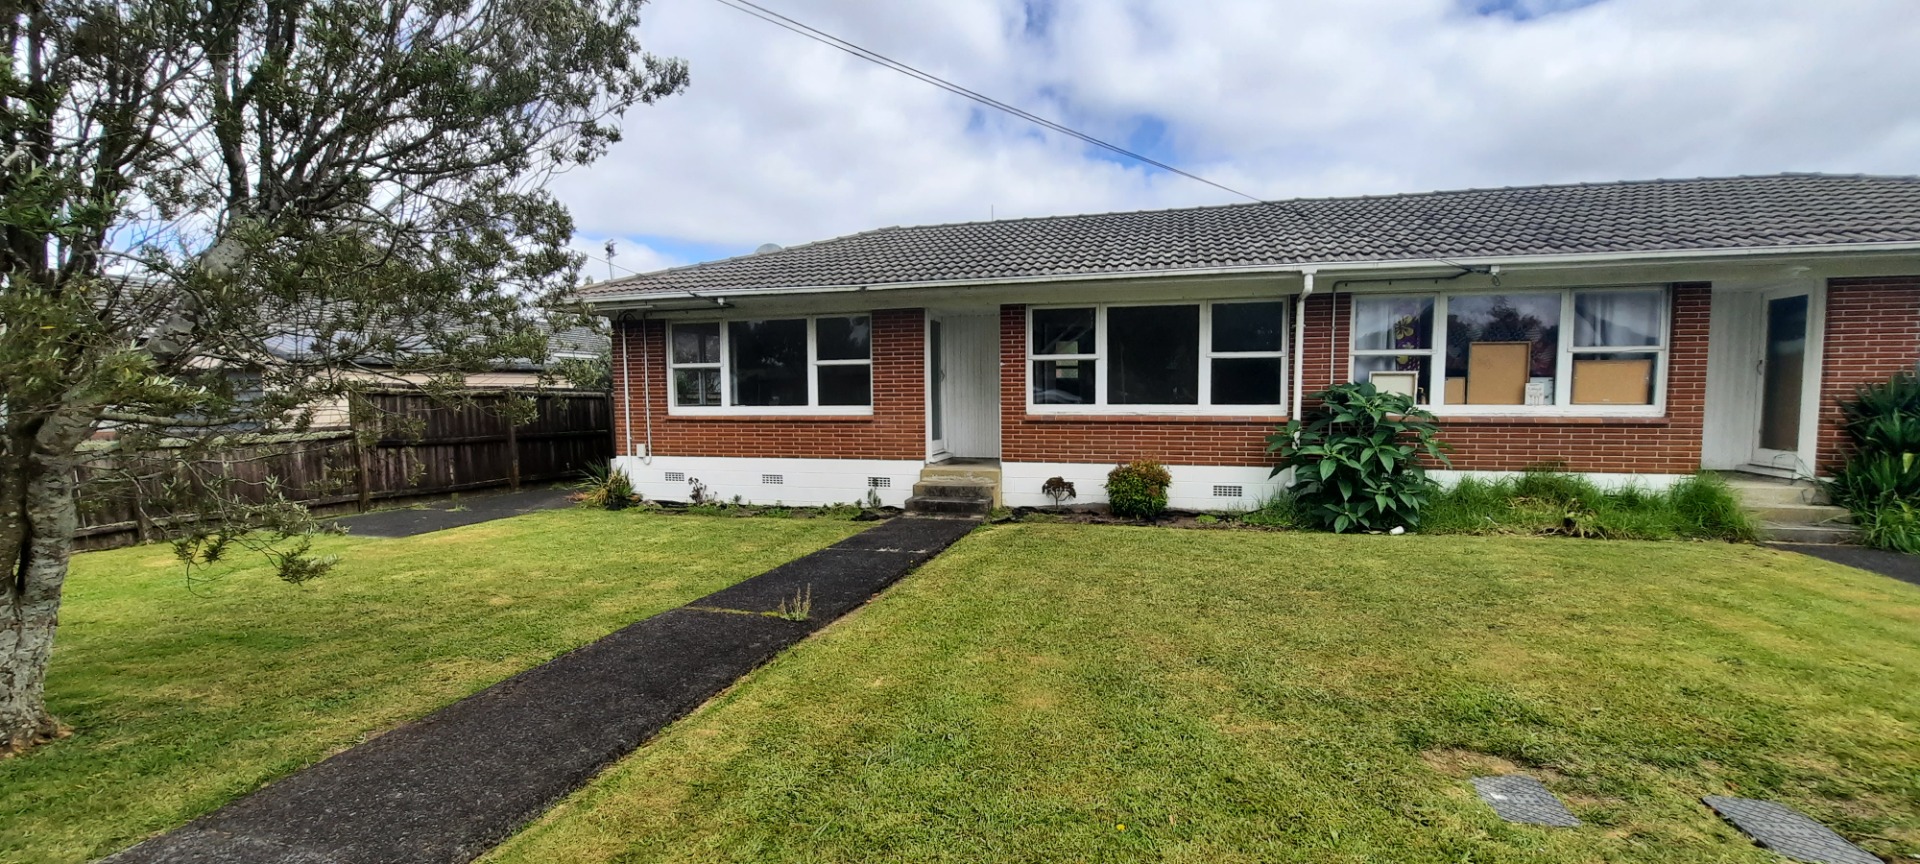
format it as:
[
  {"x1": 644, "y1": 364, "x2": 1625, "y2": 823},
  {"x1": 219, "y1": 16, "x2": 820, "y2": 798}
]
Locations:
[
  {"x1": 0, "y1": 510, "x2": 864, "y2": 864},
  {"x1": 490, "y1": 524, "x2": 1920, "y2": 864}
]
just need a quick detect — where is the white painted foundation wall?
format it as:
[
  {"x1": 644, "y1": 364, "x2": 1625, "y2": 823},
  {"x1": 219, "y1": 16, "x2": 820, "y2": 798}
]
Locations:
[
  {"x1": 613, "y1": 456, "x2": 921, "y2": 508},
  {"x1": 1428, "y1": 469, "x2": 1691, "y2": 491},
  {"x1": 1001, "y1": 461, "x2": 1287, "y2": 511}
]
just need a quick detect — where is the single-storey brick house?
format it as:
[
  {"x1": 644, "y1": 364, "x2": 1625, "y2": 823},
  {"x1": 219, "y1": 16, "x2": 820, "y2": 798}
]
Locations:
[{"x1": 582, "y1": 174, "x2": 1920, "y2": 510}]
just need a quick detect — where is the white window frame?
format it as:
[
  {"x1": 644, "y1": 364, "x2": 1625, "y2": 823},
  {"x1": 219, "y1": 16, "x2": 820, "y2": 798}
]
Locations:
[
  {"x1": 667, "y1": 315, "x2": 873, "y2": 416},
  {"x1": 1026, "y1": 299, "x2": 1289, "y2": 415},
  {"x1": 1347, "y1": 285, "x2": 1670, "y2": 417}
]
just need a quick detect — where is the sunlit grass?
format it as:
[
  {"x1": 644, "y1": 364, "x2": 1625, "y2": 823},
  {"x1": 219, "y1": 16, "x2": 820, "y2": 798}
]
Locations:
[
  {"x1": 492, "y1": 525, "x2": 1920, "y2": 864},
  {"x1": 0, "y1": 510, "x2": 863, "y2": 864}
]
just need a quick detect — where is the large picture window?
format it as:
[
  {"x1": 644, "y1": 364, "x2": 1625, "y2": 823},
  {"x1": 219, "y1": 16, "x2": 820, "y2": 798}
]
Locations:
[
  {"x1": 1349, "y1": 287, "x2": 1667, "y2": 411},
  {"x1": 1027, "y1": 301, "x2": 1288, "y2": 412},
  {"x1": 668, "y1": 315, "x2": 872, "y2": 412}
]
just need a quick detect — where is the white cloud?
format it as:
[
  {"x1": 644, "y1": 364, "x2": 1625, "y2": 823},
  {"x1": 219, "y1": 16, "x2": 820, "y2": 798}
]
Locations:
[{"x1": 553, "y1": 0, "x2": 1920, "y2": 266}]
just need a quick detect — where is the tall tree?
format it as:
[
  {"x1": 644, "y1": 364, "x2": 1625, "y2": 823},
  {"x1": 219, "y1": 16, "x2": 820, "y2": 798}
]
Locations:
[{"x1": 0, "y1": 0, "x2": 686, "y2": 753}]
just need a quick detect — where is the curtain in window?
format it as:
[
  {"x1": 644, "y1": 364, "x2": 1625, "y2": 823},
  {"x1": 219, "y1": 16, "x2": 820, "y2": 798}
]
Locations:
[{"x1": 1574, "y1": 291, "x2": 1663, "y2": 347}]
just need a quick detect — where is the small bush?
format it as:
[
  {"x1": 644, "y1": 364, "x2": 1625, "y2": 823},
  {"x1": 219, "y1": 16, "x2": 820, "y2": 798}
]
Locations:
[
  {"x1": 1827, "y1": 365, "x2": 1920, "y2": 551},
  {"x1": 576, "y1": 465, "x2": 639, "y2": 511},
  {"x1": 1267, "y1": 382, "x2": 1449, "y2": 533},
  {"x1": 1106, "y1": 460, "x2": 1173, "y2": 520},
  {"x1": 1857, "y1": 500, "x2": 1920, "y2": 553}
]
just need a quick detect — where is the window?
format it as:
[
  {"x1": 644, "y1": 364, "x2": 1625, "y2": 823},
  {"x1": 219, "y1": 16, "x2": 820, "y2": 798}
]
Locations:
[
  {"x1": 668, "y1": 315, "x2": 872, "y2": 412},
  {"x1": 1349, "y1": 287, "x2": 1667, "y2": 411},
  {"x1": 1027, "y1": 301, "x2": 1288, "y2": 412}
]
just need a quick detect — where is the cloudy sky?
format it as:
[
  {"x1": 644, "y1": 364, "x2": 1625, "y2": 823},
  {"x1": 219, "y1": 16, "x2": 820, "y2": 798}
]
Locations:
[{"x1": 561, "y1": 0, "x2": 1920, "y2": 278}]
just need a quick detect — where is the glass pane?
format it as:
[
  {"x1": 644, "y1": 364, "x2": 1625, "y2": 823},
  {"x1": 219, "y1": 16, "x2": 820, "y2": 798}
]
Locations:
[
  {"x1": 671, "y1": 323, "x2": 720, "y2": 364},
  {"x1": 1213, "y1": 301, "x2": 1286, "y2": 353},
  {"x1": 1571, "y1": 351, "x2": 1659, "y2": 406},
  {"x1": 1352, "y1": 297, "x2": 1434, "y2": 351},
  {"x1": 1445, "y1": 293, "x2": 1561, "y2": 406},
  {"x1": 1353, "y1": 355, "x2": 1431, "y2": 404},
  {"x1": 1760, "y1": 295, "x2": 1808, "y2": 448},
  {"x1": 816, "y1": 316, "x2": 871, "y2": 361},
  {"x1": 1033, "y1": 360, "x2": 1095, "y2": 404},
  {"x1": 1212, "y1": 357, "x2": 1284, "y2": 406},
  {"x1": 1033, "y1": 307, "x2": 1096, "y2": 355},
  {"x1": 729, "y1": 319, "x2": 808, "y2": 406},
  {"x1": 1108, "y1": 305, "x2": 1199, "y2": 404},
  {"x1": 818, "y1": 364, "x2": 871, "y2": 406},
  {"x1": 1574, "y1": 290, "x2": 1663, "y2": 347},
  {"x1": 673, "y1": 369, "x2": 720, "y2": 406}
]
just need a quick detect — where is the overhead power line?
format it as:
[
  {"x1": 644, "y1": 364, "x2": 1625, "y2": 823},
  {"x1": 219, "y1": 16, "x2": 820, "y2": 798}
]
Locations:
[
  {"x1": 705, "y1": 0, "x2": 1262, "y2": 204},
  {"x1": 706, "y1": 0, "x2": 1476, "y2": 272}
]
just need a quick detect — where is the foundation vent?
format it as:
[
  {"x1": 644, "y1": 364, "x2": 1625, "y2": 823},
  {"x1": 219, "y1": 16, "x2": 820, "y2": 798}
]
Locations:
[
  {"x1": 762, "y1": 474, "x2": 784, "y2": 485},
  {"x1": 664, "y1": 471, "x2": 686, "y2": 483},
  {"x1": 1213, "y1": 484, "x2": 1244, "y2": 498},
  {"x1": 868, "y1": 477, "x2": 891, "y2": 488}
]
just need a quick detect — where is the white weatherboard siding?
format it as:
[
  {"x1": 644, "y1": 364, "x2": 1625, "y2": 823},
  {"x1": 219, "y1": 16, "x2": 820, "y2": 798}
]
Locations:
[
  {"x1": 614, "y1": 456, "x2": 921, "y2": 507},
  {"x1": 1001, "y1": 462, "x2": 1287, "y2": 511}
]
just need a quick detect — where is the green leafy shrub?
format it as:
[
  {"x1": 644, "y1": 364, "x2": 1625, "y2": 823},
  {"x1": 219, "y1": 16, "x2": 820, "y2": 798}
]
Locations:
[
  {"x1": 1266, "y1": 382, "x2": 1449, "y2": 533},
  {"x1": 1420, "y1": 469, "x2": 1754, "y2": 542},
  {"x1": 575, "y1": 465, "x2": 638, "y2": 511},
  {"x1": 1856, "y1": 499, "x2": 1920, "y2": 553},
  {"x1": 1105, "y1": 460, "x2": 1173, "y2": 520},
  {"x1": 1828, "y1": 365, "x2": 1920, "y2": 550}
]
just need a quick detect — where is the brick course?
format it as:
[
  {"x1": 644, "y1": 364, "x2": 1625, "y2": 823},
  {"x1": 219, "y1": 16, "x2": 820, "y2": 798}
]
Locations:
[
  {"x1": 1817, "y1": 276, "x2": 1920, "y2": 473},
  {"x1": 611, "y1": 309, "x2": 926, "y2": 460}
]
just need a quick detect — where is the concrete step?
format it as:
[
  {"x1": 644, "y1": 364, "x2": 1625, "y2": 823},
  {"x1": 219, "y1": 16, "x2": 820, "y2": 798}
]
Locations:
[
  {"x1": 1759, "y1": 521, "x2": 1858, "y2": 545},
  {"x1": 905, "y1": 496, "x2": 995, "y2": 516},
  {"x1": 921, "y1": 464, "x2": 1001, "y2": 482},
  {"x1": 1723, "y1": 477, "x2": 1829, "y2": 507},
  {"x1": 912, "y1": 482, "x2": 995, "y2": 501},
  {"x1": 1747, "y1": 503, "x2": 1853, "y2": 525}
]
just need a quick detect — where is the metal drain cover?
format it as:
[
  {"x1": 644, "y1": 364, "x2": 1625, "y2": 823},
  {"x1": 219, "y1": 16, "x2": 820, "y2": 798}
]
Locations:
[
  {"x1": 1471, "y1": 775, "x2": 1581, "y2": 827},
  {"x1": 1702, "y1": 796, "x2": 1878, "y2": 864}
]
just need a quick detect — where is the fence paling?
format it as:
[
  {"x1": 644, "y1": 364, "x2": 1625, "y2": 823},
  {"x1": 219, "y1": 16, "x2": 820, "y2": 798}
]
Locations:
[{"x1": 74, "y1": 390, "x2": 611, "y2": 550}]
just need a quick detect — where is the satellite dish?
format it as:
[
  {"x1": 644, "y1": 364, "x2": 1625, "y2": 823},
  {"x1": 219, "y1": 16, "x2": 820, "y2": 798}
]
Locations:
[{"x1": 754, "y1": 243, "x2": 783, "y2": 255}]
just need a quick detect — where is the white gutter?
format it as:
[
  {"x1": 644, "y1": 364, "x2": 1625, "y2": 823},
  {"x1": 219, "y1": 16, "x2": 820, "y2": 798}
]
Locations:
[
  {"x1": 581, "y1": 240, "x2": 1920, "y2": 308},
  {"x1": 1292, "y1": 269, "x2": 1316, "y2": 421}
]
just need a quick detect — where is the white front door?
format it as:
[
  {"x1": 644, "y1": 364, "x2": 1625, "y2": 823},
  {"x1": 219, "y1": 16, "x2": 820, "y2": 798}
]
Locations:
[
  {"x1": 932, "y1": 312, "x2": 1000, "y2": 459},
  {"x1": 1750, "y1": 288, "x2": 1816, "y2": 473}
]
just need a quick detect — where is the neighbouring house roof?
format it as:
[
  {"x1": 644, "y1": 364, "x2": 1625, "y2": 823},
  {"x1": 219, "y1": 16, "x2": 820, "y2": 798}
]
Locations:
[{"x1": 581, "y1": 173, "x2": 1920, "y2": 299}]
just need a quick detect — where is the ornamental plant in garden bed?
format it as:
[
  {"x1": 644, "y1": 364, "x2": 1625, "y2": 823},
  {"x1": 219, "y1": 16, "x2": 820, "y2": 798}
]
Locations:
[
  {"x1": 1267, "y1": 382, "x2": 1449, "y2": 533},
  {"x1": 1828, "y1": 364, "x2": 1920, "y2": 552}
]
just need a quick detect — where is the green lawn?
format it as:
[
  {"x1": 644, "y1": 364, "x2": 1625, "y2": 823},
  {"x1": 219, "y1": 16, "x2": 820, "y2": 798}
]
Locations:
[
  {"x1": 0, "y1": 510, "x2": 864, "y2": 864},
  {"x1": 489, "y1": 525, "x2": 1920, "y2": 864}
]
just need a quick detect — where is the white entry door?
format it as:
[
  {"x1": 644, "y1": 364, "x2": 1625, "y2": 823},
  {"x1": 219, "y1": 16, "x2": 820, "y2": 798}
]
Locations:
[{"x1": 934, "y1": 313, "x2": 1001, "y2": 458}]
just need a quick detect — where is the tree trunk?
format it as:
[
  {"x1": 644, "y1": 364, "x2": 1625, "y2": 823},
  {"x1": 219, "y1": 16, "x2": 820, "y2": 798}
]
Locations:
[{"x1": 1, "y1": 427, "x2": 84, "y2": 755}]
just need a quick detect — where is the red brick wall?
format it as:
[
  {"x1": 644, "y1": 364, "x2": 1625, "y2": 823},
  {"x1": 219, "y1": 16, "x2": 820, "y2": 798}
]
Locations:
[
  {"x1": 611, "y1": 308, "x2": 926, "y2": 460},
  {"x1": 1817, "y1": 276, "x2": 1920, "y2": 474},
  {"x1": 998, "y1": 304, "x2": 1285, "y2": 466},
  {"x1": 996, "y1": 284, "x2": 1712, "y2": 474}
]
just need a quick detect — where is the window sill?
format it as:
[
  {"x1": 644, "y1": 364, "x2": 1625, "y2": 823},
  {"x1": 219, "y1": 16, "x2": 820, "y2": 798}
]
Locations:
[
  {"x1": 1429, "y1": 413, "x2": 1669, "y2": 427},
  {"x1": 665, "y1": 410, "x2": 874, "y2": 422},
  {"x1": 1023, "y1": 412, "x2": 1287, "y2": 424}
]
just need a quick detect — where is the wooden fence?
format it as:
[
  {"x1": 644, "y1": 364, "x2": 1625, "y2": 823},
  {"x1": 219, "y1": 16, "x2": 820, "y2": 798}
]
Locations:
[{"x1": 74, "y1": 389, "x2": 611, "y2": 550}]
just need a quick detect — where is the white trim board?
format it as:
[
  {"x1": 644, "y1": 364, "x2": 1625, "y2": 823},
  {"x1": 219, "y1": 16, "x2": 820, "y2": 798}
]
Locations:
[{"x1": 614, "y1": 456, "x2": 921, "y2": 508}]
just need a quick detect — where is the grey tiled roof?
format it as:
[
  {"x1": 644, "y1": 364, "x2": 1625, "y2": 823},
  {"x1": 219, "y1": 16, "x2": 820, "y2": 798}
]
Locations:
[{"x1": 582, "y1": 174, "x2": 1920, "y2": 298}]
